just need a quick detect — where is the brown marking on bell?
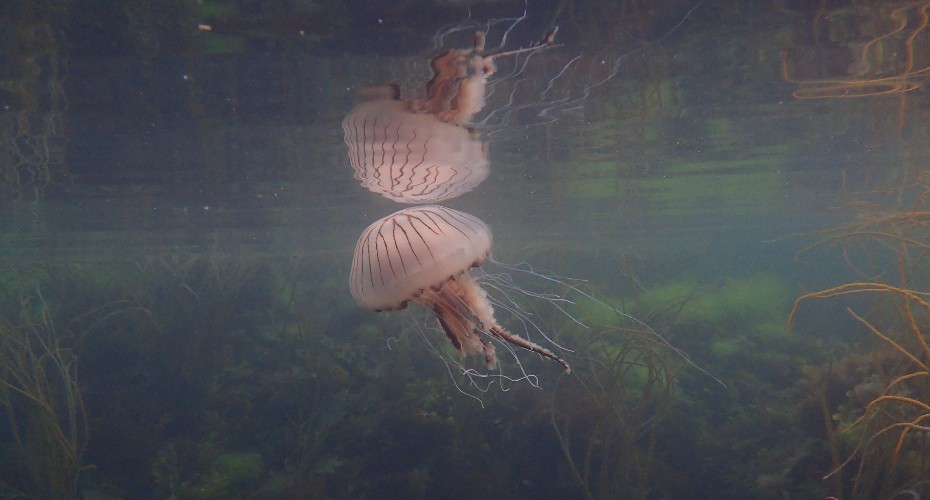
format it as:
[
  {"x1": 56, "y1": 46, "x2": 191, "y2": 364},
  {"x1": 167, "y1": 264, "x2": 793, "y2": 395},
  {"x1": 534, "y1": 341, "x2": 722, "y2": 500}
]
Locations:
[
  {"x1": 471, "y1": 252, "x2": 489, "y2": 267},
  {"x1": 375, "y1": 298, "x2": 408, "y2": 312}
]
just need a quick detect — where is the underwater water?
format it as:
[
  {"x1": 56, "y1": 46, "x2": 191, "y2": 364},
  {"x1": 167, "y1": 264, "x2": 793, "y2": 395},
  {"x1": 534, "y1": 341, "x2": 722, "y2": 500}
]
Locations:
[{"x1": 3, "y1": 0, "x2": 930, "y2": 498}]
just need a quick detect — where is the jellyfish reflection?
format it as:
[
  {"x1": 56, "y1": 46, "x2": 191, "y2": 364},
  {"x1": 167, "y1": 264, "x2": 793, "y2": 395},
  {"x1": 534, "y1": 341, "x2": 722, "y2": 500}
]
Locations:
[
  {"x1": 342, "y1": 28, "x2": 558, "y2": 203},
  {"x1": 410, "y1": 29, "x2": 558, "y2": 126},
  {"x1": 349, "y1": 205, "x2": 570, "y2": 373},
  {"x1": 342, "y1": 88, "x2": 490, "y2": 204}
]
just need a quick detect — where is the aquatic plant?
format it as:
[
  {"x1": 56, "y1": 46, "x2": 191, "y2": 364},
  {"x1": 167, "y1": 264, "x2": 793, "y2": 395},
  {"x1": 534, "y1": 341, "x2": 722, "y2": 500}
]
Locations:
[
  {"x1": 0, "y1": 289, "x2": 86, "y2": 499},
  {"x1": 791, "y1": 283, "x2": 930, "y2": 497},
  {"x1": 537, "y1": 287, "x2": 676, "y2": 499},
  {"x1": 788, "y1": 185, "x2": 930, "y2": 496},
  {"x1": 782, "y1": 1, "x2": 930, "y2": 99}
]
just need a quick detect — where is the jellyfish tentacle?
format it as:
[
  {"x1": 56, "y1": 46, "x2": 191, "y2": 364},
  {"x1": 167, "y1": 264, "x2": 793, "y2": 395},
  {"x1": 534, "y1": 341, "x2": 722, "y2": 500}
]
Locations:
[
  {"x1": 488, "y1": 325, "x2": 571, "y2": 374},
  {"x1": 484, "y1": 26, "x2": 559, "y2": 60}
]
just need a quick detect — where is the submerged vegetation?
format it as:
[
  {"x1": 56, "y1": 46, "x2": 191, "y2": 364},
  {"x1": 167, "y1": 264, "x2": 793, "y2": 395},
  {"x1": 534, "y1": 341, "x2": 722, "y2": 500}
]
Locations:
[
  {"x1": 0, "y1": 252, "x2": 855, "y2": 499},
  {"x1": 789, "y1": 201, "x2": 930, "y2": 498},
  {"x1": 0, "y1": 231, "x2": 912, "y2": 499},
  {"x1": 0, "y1": 288, "x2": 85, "y2": 499}
]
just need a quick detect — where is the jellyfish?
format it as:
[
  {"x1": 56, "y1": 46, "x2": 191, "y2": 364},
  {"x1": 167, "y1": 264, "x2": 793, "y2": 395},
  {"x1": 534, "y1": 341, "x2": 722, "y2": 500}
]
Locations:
[
  {"x1": 349, "y1": 205, "x2": 570, "y2": 373},
  {"x1": 342, "y1": 87, "x2": 490, "y2": 204}
]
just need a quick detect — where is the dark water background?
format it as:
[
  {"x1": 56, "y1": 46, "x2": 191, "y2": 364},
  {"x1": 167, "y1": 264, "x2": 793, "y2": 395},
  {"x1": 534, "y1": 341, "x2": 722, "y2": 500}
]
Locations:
[{"x1": 3, "y1": 0, "x2": 930, "y2": 498}]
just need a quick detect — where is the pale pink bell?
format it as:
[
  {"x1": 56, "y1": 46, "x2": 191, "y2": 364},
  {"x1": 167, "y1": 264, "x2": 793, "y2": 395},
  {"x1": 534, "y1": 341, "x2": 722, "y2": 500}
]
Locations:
[{"x1": 342, "y1": 98, "x2": 489, "y2": 204}]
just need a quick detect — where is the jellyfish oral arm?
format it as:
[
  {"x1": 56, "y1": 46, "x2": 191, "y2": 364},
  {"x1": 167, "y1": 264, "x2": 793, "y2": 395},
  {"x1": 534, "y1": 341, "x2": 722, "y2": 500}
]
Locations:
[
  {"x1": 422, "y1": 285, "x2": 498, "y2": 370},
  {"x1": 488, "y1": 325, "x2": 571, "y2": 374},
  {"x1": 413, "y1": 27, "x2": 560, "y2": 126},
  {"x1": 462, "y1": 273, "x2": 571, "y2": 373},
  {"x1": 432, "y1": 274, "x2": 571, "y2": 374}
]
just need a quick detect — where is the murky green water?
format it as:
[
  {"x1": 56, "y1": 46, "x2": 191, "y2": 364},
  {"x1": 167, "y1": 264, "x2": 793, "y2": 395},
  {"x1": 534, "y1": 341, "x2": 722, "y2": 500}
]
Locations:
[{"x1": 3, "y1": 1, "x2": 930, "y2": 498}]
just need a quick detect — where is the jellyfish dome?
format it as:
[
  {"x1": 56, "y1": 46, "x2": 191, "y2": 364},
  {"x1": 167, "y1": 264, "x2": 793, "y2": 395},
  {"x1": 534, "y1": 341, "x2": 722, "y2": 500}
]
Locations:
[
  {"x1": 342, "y1": 98, "x2": 489, "y2": 204},
  {"x1": 350, "y1": 205, "x2": 570, "y2": 373},
  {"x1": 350, "y1": 205, "x2": 491, "y2": 311}
]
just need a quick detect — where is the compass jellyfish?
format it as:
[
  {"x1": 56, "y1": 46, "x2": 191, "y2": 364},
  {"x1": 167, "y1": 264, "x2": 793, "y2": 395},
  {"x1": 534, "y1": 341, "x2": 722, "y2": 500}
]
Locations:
[{"x1": 349, "y1": 205, "x2": 570, "y2": 373}]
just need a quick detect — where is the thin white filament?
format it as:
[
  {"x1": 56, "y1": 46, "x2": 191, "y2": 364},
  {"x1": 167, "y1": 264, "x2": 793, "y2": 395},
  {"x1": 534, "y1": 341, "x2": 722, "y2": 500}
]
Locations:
[
  {"x1": 490, "y1": 258, "x2": 726, "y2": 387},
  {"x1": 405, "y1": 297, "x2": 547, "y2": 403},
  {"x1": 476, "y1": 273, "x2": 578, "y2": 352}
]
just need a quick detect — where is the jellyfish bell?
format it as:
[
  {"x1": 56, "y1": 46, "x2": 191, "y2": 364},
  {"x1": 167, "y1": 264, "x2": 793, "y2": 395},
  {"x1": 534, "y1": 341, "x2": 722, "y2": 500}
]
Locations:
[
  {"x1": 342, "y1": 91, "x2": 490, "y2": 204},
  {"x1": 349, "y1": 205, "x2": 571, "y2": 373}
]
